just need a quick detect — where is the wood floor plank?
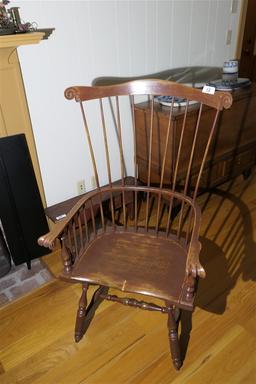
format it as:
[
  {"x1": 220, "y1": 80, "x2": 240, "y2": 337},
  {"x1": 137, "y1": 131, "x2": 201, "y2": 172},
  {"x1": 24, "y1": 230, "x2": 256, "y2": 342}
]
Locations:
[
  {"x1": 128, "y1": 325, "x2": 244, "y2": 384},
  {"x1": 180, "y1": 329, "x2": 256, "y2": 384},
  {"x1": 0, "y1": 281, "x2": 78, "y2": 370},
  {"x1": 79, "y1": 319, "x2": 170, "y2": 384},
  {"x1": 31, "y1": 311, "x2": 149, "y2": 383}
]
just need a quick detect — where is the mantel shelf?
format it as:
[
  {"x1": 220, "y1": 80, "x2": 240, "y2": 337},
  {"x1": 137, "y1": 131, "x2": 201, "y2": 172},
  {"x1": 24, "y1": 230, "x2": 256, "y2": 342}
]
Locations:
[{"x1": 0, "y1": 32, "x2": 45, "y2": 49}]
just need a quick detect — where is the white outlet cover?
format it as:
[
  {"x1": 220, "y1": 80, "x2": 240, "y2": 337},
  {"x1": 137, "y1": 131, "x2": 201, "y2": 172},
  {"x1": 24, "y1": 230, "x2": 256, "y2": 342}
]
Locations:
[{"x1": 77, "y1": 180, "x2": 86, "y2": 195}]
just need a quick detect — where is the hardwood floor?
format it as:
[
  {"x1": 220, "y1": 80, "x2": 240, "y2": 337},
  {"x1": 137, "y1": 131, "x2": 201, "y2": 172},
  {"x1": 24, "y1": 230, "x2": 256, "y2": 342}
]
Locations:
[{"x1": 1, "y1": 172, "x2": 256, "y2": 383}]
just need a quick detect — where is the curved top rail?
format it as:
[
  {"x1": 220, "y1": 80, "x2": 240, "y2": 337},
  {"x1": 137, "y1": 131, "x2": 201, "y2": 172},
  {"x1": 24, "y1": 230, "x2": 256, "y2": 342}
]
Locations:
[{"x1": 65, "y1": 80, "x2": 233, "y2": 110}]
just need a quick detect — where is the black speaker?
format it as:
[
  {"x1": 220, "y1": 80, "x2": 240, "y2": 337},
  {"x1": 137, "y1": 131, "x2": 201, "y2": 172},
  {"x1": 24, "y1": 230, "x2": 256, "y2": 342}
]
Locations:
[{"x1": 0, "y1": 134, "x2": 50, "y2": 268}]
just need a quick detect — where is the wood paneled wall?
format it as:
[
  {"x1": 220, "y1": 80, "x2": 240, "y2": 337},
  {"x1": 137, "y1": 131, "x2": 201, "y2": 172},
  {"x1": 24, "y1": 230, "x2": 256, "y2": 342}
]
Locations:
[{"x1": 11, "y1": 0, "x2": 243, "y2": 206}]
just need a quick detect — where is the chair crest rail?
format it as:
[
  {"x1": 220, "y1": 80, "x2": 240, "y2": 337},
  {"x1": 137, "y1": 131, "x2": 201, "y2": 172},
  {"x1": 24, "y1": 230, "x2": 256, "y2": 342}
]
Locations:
[{"x1": 64, "y1": 79, "x2": 232, "y2": 110}]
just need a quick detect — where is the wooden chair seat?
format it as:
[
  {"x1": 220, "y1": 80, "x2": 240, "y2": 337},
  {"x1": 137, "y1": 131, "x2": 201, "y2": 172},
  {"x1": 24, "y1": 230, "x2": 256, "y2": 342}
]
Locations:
[{"x1": 67, "y1": 230, "x2": 189, "y2": 307}]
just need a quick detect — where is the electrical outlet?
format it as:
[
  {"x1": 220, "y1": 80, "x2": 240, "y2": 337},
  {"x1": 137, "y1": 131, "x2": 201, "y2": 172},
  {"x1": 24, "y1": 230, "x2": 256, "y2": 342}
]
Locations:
[
  {"x1": 77, "y1": 180, "x2": 86, "y2": 195},
  {"x1": 91, "y1": 176, "x2": 97, "y2": 189},
  {"x1": 226, "y1": 30, "x2": 232, "y2": 45}
]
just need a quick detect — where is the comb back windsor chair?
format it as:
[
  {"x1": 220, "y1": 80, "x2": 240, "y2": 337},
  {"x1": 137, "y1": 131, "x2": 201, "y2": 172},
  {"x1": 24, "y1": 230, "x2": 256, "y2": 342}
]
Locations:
[{"x1": 38, "y1": 80, "x2": 232, "y2": 370}]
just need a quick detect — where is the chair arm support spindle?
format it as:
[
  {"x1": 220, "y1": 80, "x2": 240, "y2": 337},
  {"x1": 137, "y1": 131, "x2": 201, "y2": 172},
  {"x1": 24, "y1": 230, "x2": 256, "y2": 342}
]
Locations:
[{"x1": 186, "y1": 241, "x2": 206, "y2": 279}]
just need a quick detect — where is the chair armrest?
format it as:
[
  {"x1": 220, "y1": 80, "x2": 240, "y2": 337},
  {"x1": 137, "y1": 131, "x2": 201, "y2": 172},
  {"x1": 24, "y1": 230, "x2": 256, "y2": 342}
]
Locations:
[
  {"x1": 39, "y1": 177, "x2": 138, "y2": 249},
  {"x1": 38, "y1": 185, "x2": 206, "y2": 281},
  {"x1": 38, "y1": 189, "x2": 100, "y2": 249}
]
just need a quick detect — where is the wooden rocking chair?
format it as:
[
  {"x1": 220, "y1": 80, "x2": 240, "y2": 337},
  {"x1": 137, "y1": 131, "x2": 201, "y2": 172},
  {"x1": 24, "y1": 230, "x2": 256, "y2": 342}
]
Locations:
[{"x1": 38, "y1": 80, "x2": 232, "y2": 370}]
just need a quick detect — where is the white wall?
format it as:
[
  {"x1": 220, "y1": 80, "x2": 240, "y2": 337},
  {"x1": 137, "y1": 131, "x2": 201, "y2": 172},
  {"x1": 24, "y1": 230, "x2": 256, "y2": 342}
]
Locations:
[{"x1": 11, "y1": 0, "x2": 242, "y2": 206}]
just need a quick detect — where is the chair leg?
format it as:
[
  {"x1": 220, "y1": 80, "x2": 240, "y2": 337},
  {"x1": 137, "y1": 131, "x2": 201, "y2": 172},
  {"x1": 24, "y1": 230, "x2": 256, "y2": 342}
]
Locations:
[
  {"x1": 75, "y1": 282, "x2": 89, "y2": 342},
  {"x1": 74, "y1": 284, "x2": 108, "y2": 343},
  {"x1": 167, "y1": 307, "x2": 182, "y2": 370}
]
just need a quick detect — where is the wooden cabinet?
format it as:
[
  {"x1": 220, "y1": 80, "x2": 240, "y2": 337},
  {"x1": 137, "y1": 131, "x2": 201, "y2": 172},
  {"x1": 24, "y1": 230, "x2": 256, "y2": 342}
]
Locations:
[{"x1": 134, "y1": 84, "x2": 256, "y2": 190}]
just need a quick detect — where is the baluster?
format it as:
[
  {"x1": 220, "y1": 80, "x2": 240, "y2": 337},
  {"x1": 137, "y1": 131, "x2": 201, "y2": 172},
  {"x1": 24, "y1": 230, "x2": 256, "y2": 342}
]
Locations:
[
  {"x1": 192, "y1": 109, "x2": 220, "y2": 201},
  {"x1": 185, "y1": 109, "x2": 220, "y2": 245},
  {"x1": 98, "y1": 198, "x2": 105, "y2": 233},
  {"x1": 80, "y1": 102, "x2": 99, "y2": 187},
  {"x1": 156, "y1": 97, "x2": 174, "y2": 234},
  {"x1": 82, "y1": 205, "x2": 89, "y2": 243},
  {"x1": 170, "y1": 101, "x2": 189, "y2": 238},
  {"x1": 77, "y1": 209, "x2": 83, "y2": 255},
  {"x1": 115, "y1": 96, "x2": 127, "y2": 228},
  {"x1": 90, "y1": 199, "x2": 96, "y2": 237},
  {"x1": 131, "y1": 96, "x2": 138, "y2": 231},
  {"x1": 61, "y1": 235, "x2": 72, "y2": 273},
  {"x1": 80, "y1": 101, "x2": 105, "y2": 231},
  {"x1": 176, "y1": 103, "x2": 203, "y2": 240},
  {"x1": 135, "y1": 166, "x2": 138, "y2": 230},
  {"x1": 72, "y1": 215, "x2": 79, "y2": 259},
  {"x1": 145, "y1": 96, "x2": 154, "y2": 231},
  {"x1": 66, "y1": 224, "x2": 72, "y2": 252},
  {"x1": 164, "y1": 100, "x2": 189, "y2": 237},
  {"x1": 99, "y1": 98, "x2": 115, "y2": 229}
]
